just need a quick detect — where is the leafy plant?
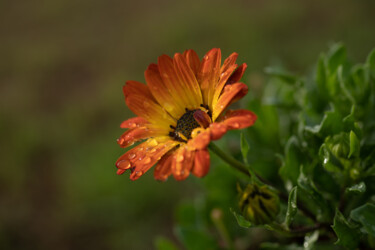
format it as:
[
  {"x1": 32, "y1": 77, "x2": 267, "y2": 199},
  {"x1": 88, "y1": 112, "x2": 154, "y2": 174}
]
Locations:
[{"x1": 155, "y1": 44, "x2": 375, "y2": 250}]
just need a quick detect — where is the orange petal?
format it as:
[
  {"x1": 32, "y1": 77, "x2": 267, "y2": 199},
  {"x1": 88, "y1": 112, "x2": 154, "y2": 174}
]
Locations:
[
  {"x1": 129, "y1": 139, "x2": 179, "y2": 181},
  {"x1": 212, "y1": 64, "x2": 238, "y2": 109},
  {"x1": 145, "y1": 64, "x2": 185, "y2": 119},
  {"x1": 220, "y1": 52, "x2": 238, "y2": 74},
  {"x1": 120, "y1": 117, "x2": 149, "y2": 129},
  {"x1": 208, "y1": 122, "x2": 228, "y2": 140},
  {"x1": 184, "y1": 49, "x2": 200, "y2": 77},
  {"x1": 125, "y1": 94, "x2": 176, "y2": 128},
  {"x1": 154, "y1": 153, "x2": 174, "y2": 181},
  {"x1": 123, "y1": 80, "x2": 155, "y2": 101},
  {"x1": 192, "y1": 149, "x2": 210, "y2": 178},
  {"x1": 188, "y1": 128, "x2": 211, "y2": 150},
  {"x1": 226, "y1": 63, "x2": 247, "y2": 85},
  {"x1": 117, "y1": 126, "x2": 168, "y2": 148},
  {"x1": 193, "y1": 109, "x2": 211, "y2": 128},
  {"x1": 222, "y1": 109, "x2": 257, "y2": 130},
  {"x1": 158, "y1": 55, "x2": 195, "y2": 110},
  {"x1": 198, "y1": 48, "x2": 221, "y2": 107},
  {"x1": 212, "y1": 82, "x2": 248, "y2": 121},
  {"x1": 174, "y1": 53, "x2": 203, "y2": 107},
  {"x1": 172, "y1": 146, "x2": 195, "y2": 181}
]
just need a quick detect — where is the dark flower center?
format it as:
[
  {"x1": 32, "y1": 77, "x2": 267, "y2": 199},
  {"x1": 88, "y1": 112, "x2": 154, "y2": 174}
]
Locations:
[{"x1": 170, "y1": 109, "x2": 200, "y2": 142}]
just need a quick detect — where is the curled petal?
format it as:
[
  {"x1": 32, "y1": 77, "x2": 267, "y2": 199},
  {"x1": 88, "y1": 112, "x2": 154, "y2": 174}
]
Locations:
[
  {"x1": 188, "y1": 128, "x2": 211, "y2": 150},
  {"x1": 192, "y1": 149, "x2": 210, "y2": 178},
  {"x1": 172, "y1": 147, "x2": 195, "y2": 181},
  {"x1": 220, "y1": 52, "x2": 238, "y2": 74},
  {"x1": 226, "y1": 63, "x2": 247, "y2": 85},
  {"x1": 193, "y1": 109, "x2": 211, "y2": 128},
  {"x1": 209, "y1": 122, "x2": 228, "y2": 140},
  {"x1": 212, "y1": 83, "x2": 248, "y2": 121},
  {"x1": 222, "y1": 109, "x2": 257, "y2": 130},
  {"x1": 154, "y1": 153, "x2": 174, "y2": 181},
  {"x1": 120, "y1": 117, "x2": 149, "y2": 129}
]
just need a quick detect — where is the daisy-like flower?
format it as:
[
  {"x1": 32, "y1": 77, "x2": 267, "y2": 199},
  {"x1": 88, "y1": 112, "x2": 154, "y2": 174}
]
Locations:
[{"x1": 116, "y1": 48, "x2": 257, "y2": 181}]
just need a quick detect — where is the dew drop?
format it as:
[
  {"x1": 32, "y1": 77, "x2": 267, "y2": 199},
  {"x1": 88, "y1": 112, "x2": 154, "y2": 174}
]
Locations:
[
  {"x1": 177, "y1": 155, "x2": 184, "y2": 162},
  {"x1": 128, "y1": 153, "x2": 136, "y2": 159},
  {"x1": 143, "y1": 157, "x2": 151, "y2": 164},
  {"x1": 117, "y1": 160, "x2": 131, "y2": 169},
  {"x1": 150, "y1": 148, "x2": 157, "y2": 153},
  {"x1": 232, "y1": 122, "x2": 240, "y2": 128},
  {"x1": 138, "y1": 155, "x2": 145, "y2": 161},
  {"x1": 135, "y1": 171, "x2": 143, "y2": 177}
]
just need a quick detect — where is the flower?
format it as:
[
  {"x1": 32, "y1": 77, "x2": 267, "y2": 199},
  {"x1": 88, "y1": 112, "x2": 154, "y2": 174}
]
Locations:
[
  {"x1": 116, "y1": 48, "x2": 257, "y2": 181},
  {"x1": 238, "y1": 184, "x2": 280, "y2": 225}
]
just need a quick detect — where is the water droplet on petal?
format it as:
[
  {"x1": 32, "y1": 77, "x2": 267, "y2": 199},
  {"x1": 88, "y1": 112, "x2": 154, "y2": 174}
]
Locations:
[
  {"x1": 138, "y1": 155, "x2": 145, "y2": 161},
  {"x1": 117, "y1": 160, "x2": 131, "y2": 169},
  {"x1": 150, "y1": 148, "x2": 157, "y2": 153},
  {"x1": 143, "y1": 157, "x2": 151, "y2": 164},
  {"x1": 149, "y1": 139, "x2": 158, "y2": 147},
  {"x1": 177, "y1": 155, "x2": 184, "y2": 162},
  {"x1": 232, "y1": 122, "x2": 240, "y2": 128},
  {"x1": 135, "y1": 171, "x2": 143, "y2": 177},
  {"x1": 128, "y1": 153, "x2": 136, "y2": 159}
]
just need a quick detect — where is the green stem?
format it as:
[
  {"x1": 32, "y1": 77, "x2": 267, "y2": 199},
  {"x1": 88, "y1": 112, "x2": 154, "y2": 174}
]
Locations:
[
  {"x1": 208, "y1": 143, "x2": 250, "y2": 177},
  {"x1": 209, "y1": 142, "x2": 318, "y2": 223}
]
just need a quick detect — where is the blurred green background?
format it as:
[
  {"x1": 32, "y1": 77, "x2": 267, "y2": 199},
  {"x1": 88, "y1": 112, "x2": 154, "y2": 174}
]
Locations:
[{"x1": 1, "y1": 0, "x2": 375, "y2": 249}]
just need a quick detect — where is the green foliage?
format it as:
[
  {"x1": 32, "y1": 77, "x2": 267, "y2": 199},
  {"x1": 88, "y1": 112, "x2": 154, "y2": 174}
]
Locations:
[
  {"x1": 332, "y1": 209, "x2": 360, "y2": 249},
  {"x1": 284, "y1": 186, "x2": 298, "y2": 228},
  {"x1": 164, "y1": 44, "x2": 375, "y2": 249}
]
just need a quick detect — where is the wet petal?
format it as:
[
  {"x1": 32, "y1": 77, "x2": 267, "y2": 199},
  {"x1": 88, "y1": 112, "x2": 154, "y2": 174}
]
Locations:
[
  {"x1": 120, "y1": 117, "x2": 149, "y2": 129},
  {"x1": 222, "y1": 109, "x2": 257, "y2": 130},
  {"x1": 117, "y1": 126, "x2": 168, "y2": 148},
  {"x1": 226, "y1": 63, "x2": 247, "y2": 85},
  {"x1": 129, "y1": 139, "x2": 179, "y2": 181},
  {"x1": 198, "y1": 48, "x2": 221, "y2": 107},
  {"x1": 145, "y1": 63, "x2": 185, "y2": 119},
  {"x1": 208, "y1": 122, "x2": 228, "y2": 140},
  {"x1": 183, "y1": 49, "x2": 200, "y2": 77},
  {"x1": 154, "y1": 153, "x2": 174, "y2": 181},
  {"x1": 158, "y1": 55, "x2": 195, "y2": 110},
  {"x1": 172, "y1": 146, "x2": 195, "y2": 181},
  {"x1": 174, "y1": 53, "x2": 203, "y2": 107},
  {"x1": 188, "y1": 128, "x2": 211, "y2": 150},
  {"x1": 192, "y1": 149, "x2": 210, "y2": 178},
  {"x1": 212, "y1": 82, "x2": 248, "y2": 121}
]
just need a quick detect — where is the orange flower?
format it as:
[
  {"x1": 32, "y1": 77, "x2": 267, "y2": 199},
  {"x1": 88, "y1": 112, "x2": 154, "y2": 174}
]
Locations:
[{"x1": 116, "y1": 48, "x2": 257, "y2": 181}]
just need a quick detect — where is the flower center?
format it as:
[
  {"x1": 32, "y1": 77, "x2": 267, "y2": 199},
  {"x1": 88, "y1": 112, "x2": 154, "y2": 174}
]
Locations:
[{"x1": 170, "y1": 109, "x2": 200, "y2": 142}]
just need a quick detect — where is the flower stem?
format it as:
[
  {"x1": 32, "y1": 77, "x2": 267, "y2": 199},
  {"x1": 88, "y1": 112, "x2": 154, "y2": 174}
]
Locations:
[{"x1": 208, "y1": 143, "x2": 250, "y2": 177}]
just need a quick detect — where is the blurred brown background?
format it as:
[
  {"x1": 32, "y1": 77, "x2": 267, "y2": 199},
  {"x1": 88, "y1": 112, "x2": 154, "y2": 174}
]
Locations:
[{"x1": 1, "y1": 0, "x2": 375, "y2": 249}]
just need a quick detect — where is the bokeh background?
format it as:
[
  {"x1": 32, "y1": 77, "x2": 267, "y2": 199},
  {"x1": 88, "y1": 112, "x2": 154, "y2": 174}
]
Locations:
[{"x1": 1, "y1": 0, "x2": 375, "y2": 249}]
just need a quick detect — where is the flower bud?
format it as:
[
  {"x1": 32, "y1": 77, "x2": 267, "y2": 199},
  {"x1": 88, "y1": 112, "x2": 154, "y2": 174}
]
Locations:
[{"x1": 238, "y1": 183, "x2": 280, "y2": 225}]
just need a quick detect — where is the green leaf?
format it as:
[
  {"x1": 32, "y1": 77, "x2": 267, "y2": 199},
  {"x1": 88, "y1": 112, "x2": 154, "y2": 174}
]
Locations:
[
  {"x1": 332, "y1": 209, "x2": 360, "y2": 249},
  {"x1": 327, "y1": 43, "x2": 347, "y2": 74},
  {"x1": 264, "y1": 67, "x2": 299, "y2": 85},
  {"x1": 230, "y1": 208, "x2": 252, "y2": 228},
  {"x1": 240, "y1": 133, "x2": 249, "y2": 164},
  {"x1": 279, "y1": 136, "x2": 302, "y2": 185},
  {"x1": 284, "y1": 186, "x2": 298, "y2": 228},
  {"x1": 154, "y1": 236, "x2": 179, "y2": 250},
  {"x1": 316, "y1": 54, "x2": 328, "y2": 98},
  {"x1": 175, "y1": 226, "x2": 218, "y2": 250},
  {"x1": 346, "y1": 182, "x2": 366, "y2": 194},
  {"x1": 350, "y1": 203, "x2": 375, "y2": 236},
  {"x1": 297, "y1": 166, "x2": 332, "y2": 221},
  {"x1": 349, "y1": 131, "x2": 360, "y2": 158}
]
